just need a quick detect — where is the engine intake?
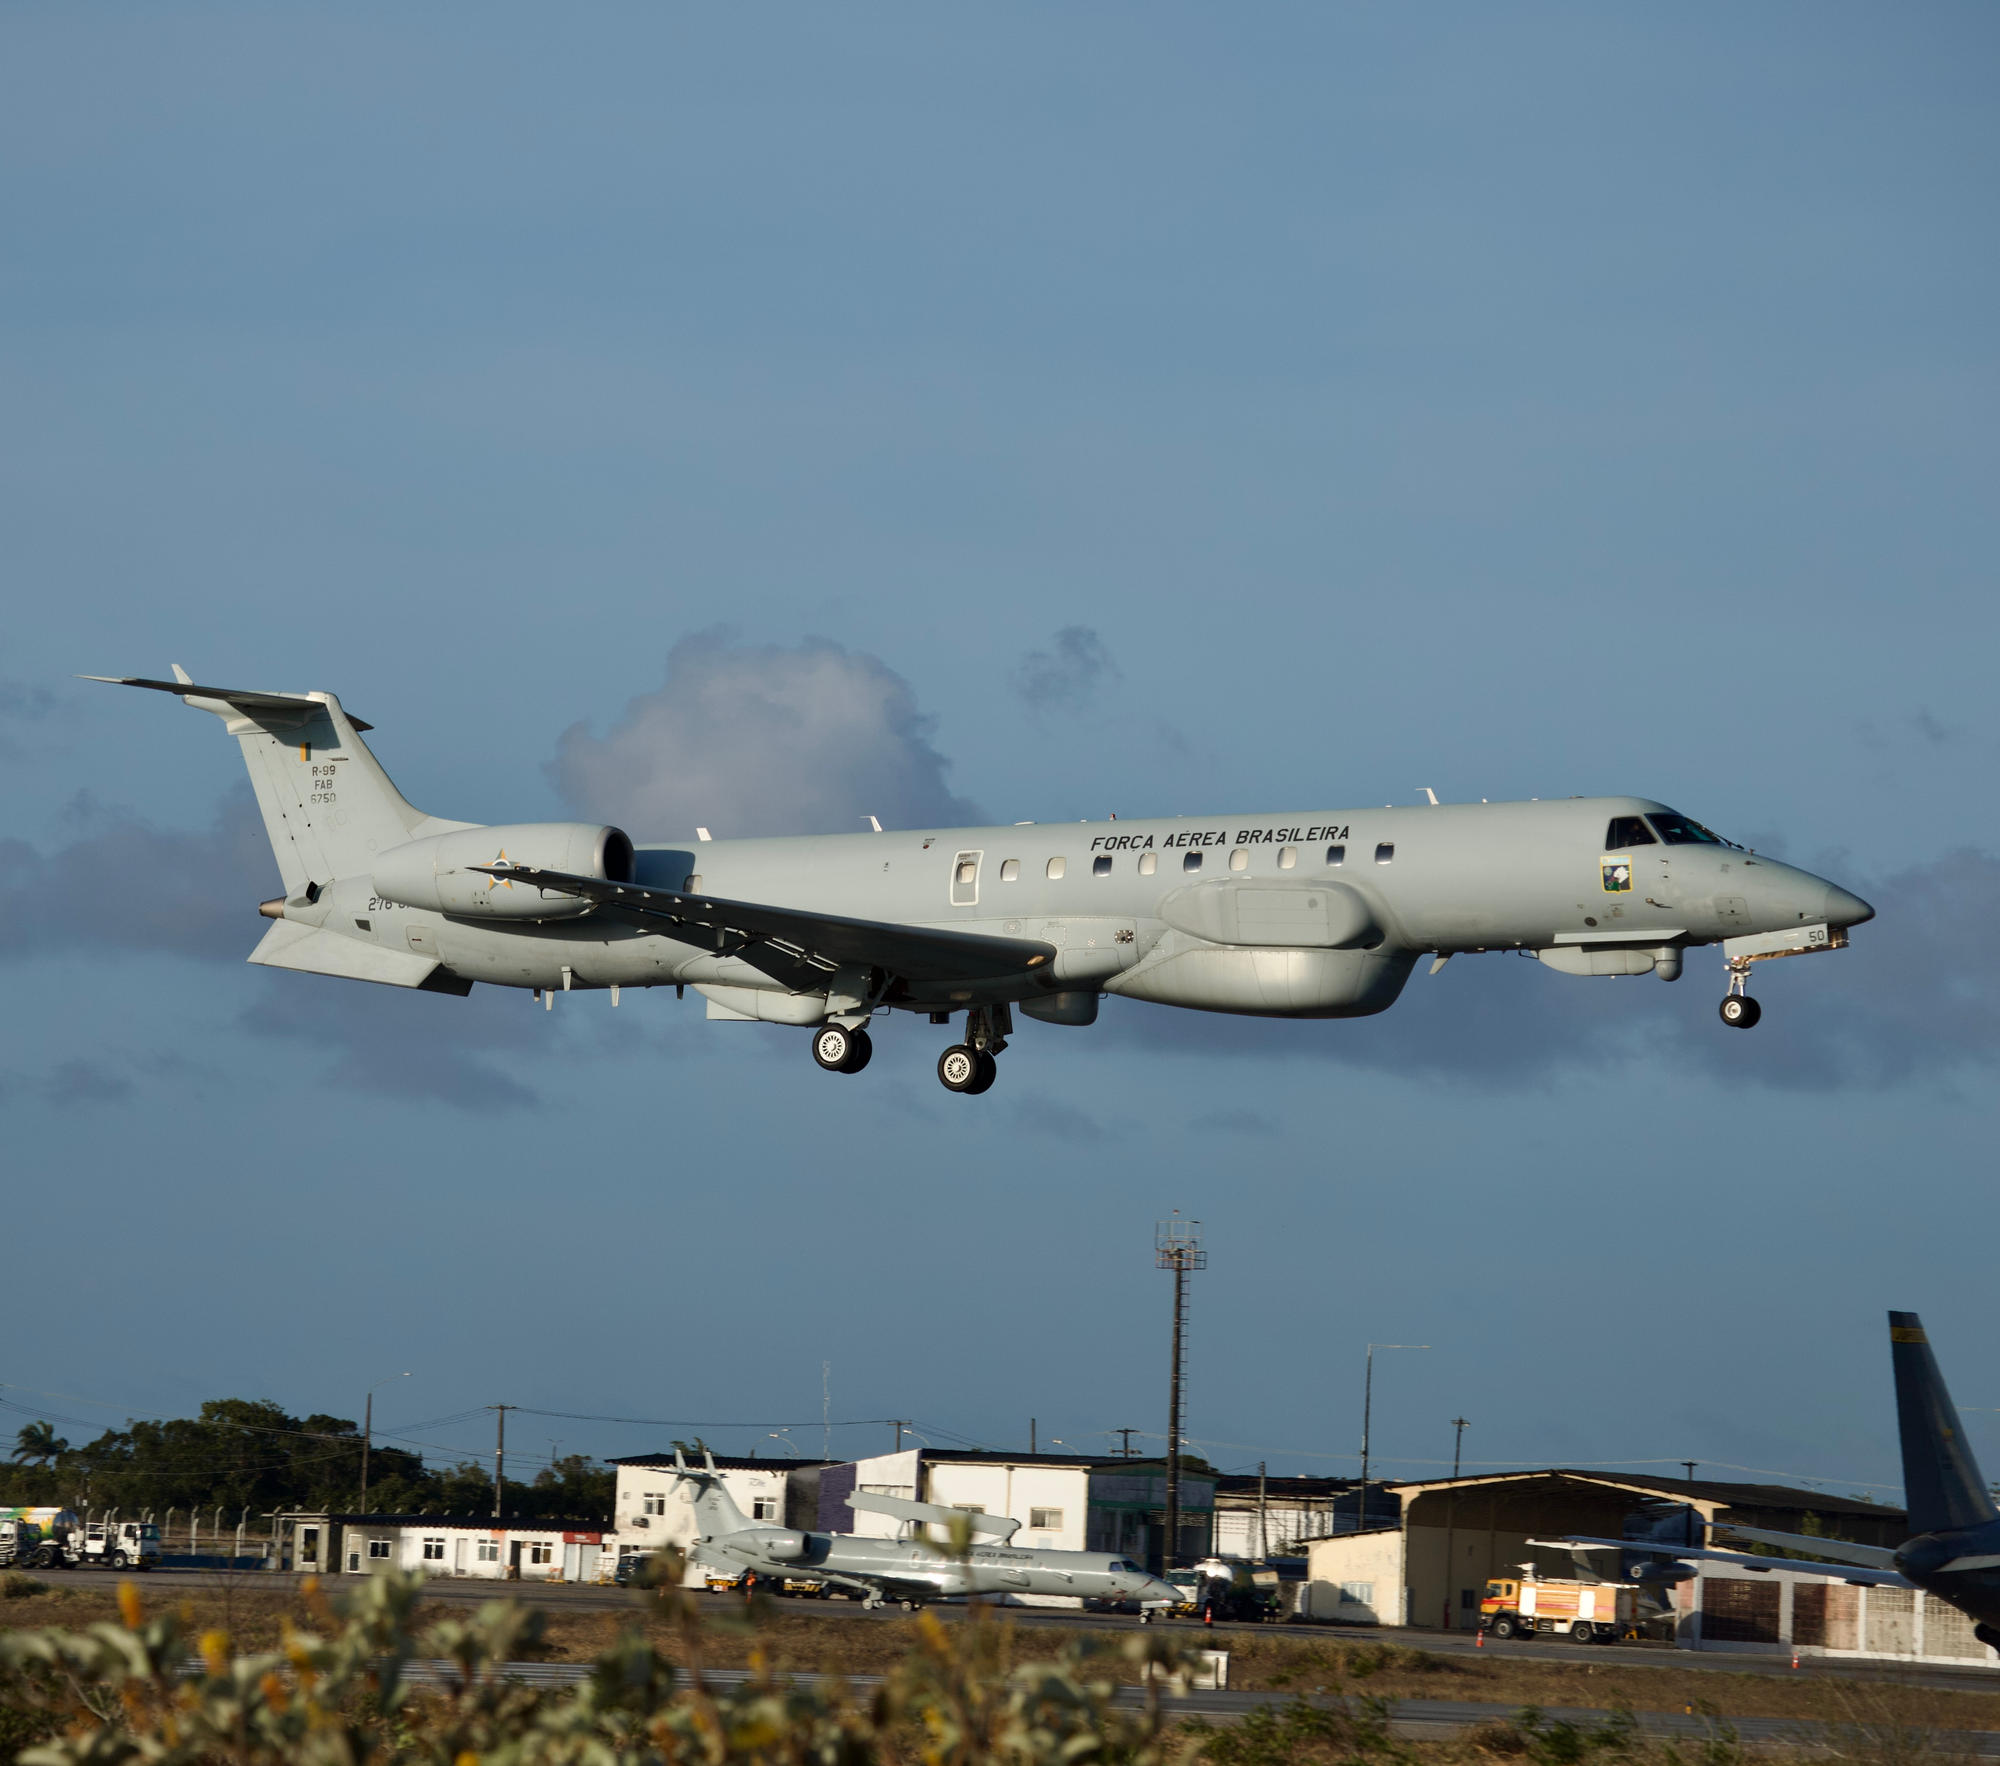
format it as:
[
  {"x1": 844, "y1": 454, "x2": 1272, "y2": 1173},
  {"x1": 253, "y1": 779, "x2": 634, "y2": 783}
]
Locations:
[{"x1": 372, "y1": 823, "x2": 633, "y2": 920}]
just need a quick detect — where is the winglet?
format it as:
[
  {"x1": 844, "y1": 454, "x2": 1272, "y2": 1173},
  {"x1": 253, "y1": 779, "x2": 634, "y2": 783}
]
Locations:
[{"x1": 1890, "y1": 1310, "x2": 1998, "y2": 1536}]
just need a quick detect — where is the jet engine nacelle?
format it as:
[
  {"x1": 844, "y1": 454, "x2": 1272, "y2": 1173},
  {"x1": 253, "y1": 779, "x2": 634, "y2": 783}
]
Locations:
[
  {"x1": 746, "y1": 1529, "x2": 808, "y2": 1561},
  {"x1": 372, "y1": 823, "x2": 633, "y2": 919}
]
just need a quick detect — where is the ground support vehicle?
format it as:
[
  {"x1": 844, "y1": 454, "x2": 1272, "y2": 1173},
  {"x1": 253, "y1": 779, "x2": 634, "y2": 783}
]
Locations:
[
  {"x1": 65, "y1": 1521, "x2": 162, "y2": 1571},
  {"x1": 1480, "y1": 1574, "x2": 1639, "y2": 1643},
  {"x1": 0, "y1": 1521, "x2": 46, "y2": 1569}
]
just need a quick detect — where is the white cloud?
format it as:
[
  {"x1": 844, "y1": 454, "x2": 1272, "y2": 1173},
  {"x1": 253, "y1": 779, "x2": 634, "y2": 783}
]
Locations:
[{"x1": 549, "y1": 632, "x2": 981, "y2": 839}]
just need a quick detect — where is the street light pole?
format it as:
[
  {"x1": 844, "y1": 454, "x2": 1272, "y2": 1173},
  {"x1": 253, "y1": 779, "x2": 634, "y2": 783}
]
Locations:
[
  {"x1": 359, "y1": 1373, "x2": 411, "y2": 1513},
  {"x1": 1358, "y1": 1344, "x2": 1429, "y2": 1531}
]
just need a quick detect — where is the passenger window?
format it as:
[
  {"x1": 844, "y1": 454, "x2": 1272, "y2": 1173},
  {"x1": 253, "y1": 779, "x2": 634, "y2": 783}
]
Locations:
[
  {"x1": 1046, "y1": 857, "x2": 1066, "y2": 880},
  {"x1": 1138, "y1": 852, "x2": 1157, "y2": 876},
  {"x1": 1183, "y1": 851, "x2": 1203, "y2": 874},
  {"x1": 1604, "y1": 815, "x2": 1656, "y2": 849},
  {"x1": 1229, "y1": 848, "x2": 1248, "y2": 871},
  {"x1": 1278, "y1": 846, "x2": 1298, "y2": 870},
  {"x1": 1092, "y1": 855, "x2": 1112, "y2": 877},
  {"x1": 1375, "y1": 843, "x2": 1395, "y2": 864},
  {"x1": 1326, "y1": 845, "x2": 1345, "y2": 867},
  {"x1": 1000, "y1": 859, "x2": 1020, "y2": 882}
]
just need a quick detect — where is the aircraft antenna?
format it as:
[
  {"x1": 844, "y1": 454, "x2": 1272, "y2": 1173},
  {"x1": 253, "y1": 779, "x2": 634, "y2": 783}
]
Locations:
[{"x1": 1155, "y1": 1214, "x2": 1204, "y2": 1573}]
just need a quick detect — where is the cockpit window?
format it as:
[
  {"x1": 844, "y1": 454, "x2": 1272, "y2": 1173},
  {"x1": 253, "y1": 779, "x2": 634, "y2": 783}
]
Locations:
[
  {"x1": 1648, "y1": 811, "x2": 1738, "y2": 848},
  {"x1": 1604, "y1": 816, "x2": 1655, "y2": 849}
]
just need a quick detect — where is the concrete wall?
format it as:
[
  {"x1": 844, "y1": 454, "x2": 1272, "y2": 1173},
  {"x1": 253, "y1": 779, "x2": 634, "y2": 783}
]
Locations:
[
  {"x1": 1302, "y1": 1530, "x2": 1408, "y2": 1625},
  {"x1": 1683, "y1": 1566, "x2": 1999, "y2": 1668},
  {"x1": 339, "y1": 1521, "x2": 603, "y2": 1582}
]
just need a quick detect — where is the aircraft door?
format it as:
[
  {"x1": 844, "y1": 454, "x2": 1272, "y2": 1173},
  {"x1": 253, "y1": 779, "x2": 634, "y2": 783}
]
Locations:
[{"x1": 950, "y1": 850, "x2": 982, "y2": 907}]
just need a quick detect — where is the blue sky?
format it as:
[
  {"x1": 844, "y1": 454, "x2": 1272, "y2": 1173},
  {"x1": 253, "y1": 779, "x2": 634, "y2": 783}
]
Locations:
[{"x1": 2, "y1": 3, "x2": 1995, "y2": 1502}]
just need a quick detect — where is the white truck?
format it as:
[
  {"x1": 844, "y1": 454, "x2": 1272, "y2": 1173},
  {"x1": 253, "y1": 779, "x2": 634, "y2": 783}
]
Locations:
[{"x1": 0, "y1": 1509, "x2": 160, "y2": 1571}]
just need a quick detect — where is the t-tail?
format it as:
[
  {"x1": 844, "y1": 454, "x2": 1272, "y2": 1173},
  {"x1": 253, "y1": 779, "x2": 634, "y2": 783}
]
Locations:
[
  {"x1": 83, "y1": 666, "x2": 468, "y2": 902},
  {"x1": 671, "y1": 1449, "x2": 752, "y2": 1541},
  {"x1": 1890, "y1": 1310, "x2": 1998, "y2": 1538}
]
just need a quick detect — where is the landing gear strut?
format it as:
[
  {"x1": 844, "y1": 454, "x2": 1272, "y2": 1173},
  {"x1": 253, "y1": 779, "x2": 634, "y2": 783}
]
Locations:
[
  {"x1": 1719, "y1": 959, "x2": 1761, "y2": 1029},
  {"x1": 937, "y1": 1004, "x2": 1010, "y2": 1095},
  {"x1": 811, "y1": 1023, "x2": 873, "y2": 1073}
]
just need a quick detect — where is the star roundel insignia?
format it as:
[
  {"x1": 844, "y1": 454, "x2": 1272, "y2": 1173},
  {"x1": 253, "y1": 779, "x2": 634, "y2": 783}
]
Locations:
[{"x1": 488, "y1": 849, "x2": 515, "y2": 889}]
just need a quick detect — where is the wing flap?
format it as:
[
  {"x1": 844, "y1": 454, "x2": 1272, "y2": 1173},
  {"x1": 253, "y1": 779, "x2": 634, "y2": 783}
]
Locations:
[{"x1": 470, "y1": 863, "x2": 1057, "y2": 986}]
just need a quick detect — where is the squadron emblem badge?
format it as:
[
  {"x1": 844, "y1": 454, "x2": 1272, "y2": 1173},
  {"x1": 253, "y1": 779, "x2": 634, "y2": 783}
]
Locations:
[{"x1": 1601, "y1": 855, "x2": 1633, "y2": 893}]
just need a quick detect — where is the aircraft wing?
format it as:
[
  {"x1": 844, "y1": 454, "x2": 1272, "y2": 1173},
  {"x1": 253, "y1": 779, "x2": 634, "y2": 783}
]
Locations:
[
  {"x1": 470, "y1": 864, "x2": 1058, "y2": 986},
  {"x1": 1709, "y1": 1524, "x2": 1901, "y2": 1569},
  {"x1": 1549, "y1": 1534, "x2": 1910, "y2": 1588}
]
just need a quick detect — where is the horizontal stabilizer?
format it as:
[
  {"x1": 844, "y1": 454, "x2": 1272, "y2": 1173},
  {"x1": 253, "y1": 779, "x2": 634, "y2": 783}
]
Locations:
[
  {"x1": 1550, "y1": 1533, "x2": 1908, "y2": 1588},
  {"x1": 847, "y1": 1490, "x2": 1021, "y2": 1542},
  {"x1": 1709, "y1": 1524, "x2": 1899, "y2": 1569},
  {"x1": 82, "y1": 675, "x2": 374, "y2": 729},
  {"x1": 249, "y1": 921, "x2": 467, "y2": 992}
]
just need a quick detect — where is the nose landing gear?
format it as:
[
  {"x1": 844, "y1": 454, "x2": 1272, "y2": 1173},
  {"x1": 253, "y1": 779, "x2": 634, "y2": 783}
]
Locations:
[{"x1": 1719, "y1": 958, "x2": 1761, "y2": 1029}]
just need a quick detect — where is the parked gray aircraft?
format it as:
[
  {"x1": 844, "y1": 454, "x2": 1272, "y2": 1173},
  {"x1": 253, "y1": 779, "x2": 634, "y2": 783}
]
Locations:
[
  {"x1": 1552, "y1": 1312, "x2": 2000, "y2": 1650},
  {"x1": 664, "y1": 1452, "x2": 1178, "y2": 1612},
  {"x1": 94, "y1": 669, "x2": 1875, "y2": 1093}
]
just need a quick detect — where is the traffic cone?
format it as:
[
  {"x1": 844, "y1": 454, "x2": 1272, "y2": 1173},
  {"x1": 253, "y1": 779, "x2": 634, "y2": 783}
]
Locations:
[
  {"x1": 1791, "y1": 1649, "x2": 1799, "y2": 1670},
  {"x1": 1475, "y1": 1628, "x2": 1484, "y2": 1649}
]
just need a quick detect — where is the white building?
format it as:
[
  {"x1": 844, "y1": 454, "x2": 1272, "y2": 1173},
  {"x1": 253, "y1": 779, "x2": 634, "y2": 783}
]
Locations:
[
  {"x1": 326, "y1": 1515, "x2": 607, "y2": 1582},
  {"x1": 610, "y1": 1454, "x2": 824, "y2": 1585}
]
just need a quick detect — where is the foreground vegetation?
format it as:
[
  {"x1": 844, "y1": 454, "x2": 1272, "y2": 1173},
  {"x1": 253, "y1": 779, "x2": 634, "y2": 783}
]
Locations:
[{"x1": 0, "y1": 1562, "x2": 1989, "y2": 1762}]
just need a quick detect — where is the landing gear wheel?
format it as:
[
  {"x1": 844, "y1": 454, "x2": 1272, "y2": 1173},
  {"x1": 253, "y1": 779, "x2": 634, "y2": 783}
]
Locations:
[
  {"x1": 812, "y1": 1024, "x2": 856, "y2": 1071},
  {"x1": 966, "y1": 1051, "x2": 997, "y2": 1094},
  {"x1": 1719, "y1": 995, "x2": 1761, "y2": 1028},
  {"x1": 838, "y1": 1026, "x2": 873, "y2": 1074},
  {"x1": 1569, "y1": 1621, "x2": 1594, "y2": 1644},
  {"x1": 938, "y1": 1045, "x2": 982, "y2": 1092}
]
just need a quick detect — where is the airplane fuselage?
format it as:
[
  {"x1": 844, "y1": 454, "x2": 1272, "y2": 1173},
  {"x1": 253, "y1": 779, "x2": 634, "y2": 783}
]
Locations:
[{"x1": 292, "y1": 795, "x2": 1868, "y2": 1019}]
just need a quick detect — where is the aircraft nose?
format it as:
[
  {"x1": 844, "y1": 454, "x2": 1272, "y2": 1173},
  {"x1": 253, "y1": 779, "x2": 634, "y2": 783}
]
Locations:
[{"x1": 1824, "y1": 883, "x2": 1875, "y2": 927}]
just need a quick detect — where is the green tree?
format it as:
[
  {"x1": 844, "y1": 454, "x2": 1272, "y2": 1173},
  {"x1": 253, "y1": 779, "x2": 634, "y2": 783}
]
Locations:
[{"x1": 11, "y1": 1422, "x2": 67, "y2": 1467}]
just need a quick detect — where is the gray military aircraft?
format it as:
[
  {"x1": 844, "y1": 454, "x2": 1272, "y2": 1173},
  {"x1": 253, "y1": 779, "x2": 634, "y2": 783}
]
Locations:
[
  {"x1": 1551, "y1": 1312, "x2": 2000, "y2": 1651},
  {"x1": 664, "y1": 1451, "x2": 1178, "y2": 1613},
  {"x1": 93, "y1": 668, "x2": 1875, "y2": 1094}
]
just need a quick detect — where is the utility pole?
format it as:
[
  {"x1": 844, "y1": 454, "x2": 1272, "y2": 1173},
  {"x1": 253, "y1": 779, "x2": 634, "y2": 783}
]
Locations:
[
  {"x1": 822, "y1": 1362, "x2": 831, "y2": 1462},
  {"x1": 492, "y1": 1406, "x2": 513, "y2": 1520},
  {"x1": 1443, "y1": 1417, "x2": 1469, "y2": 1629},
  {"x1": 1114, "y1": 1428, "x2": 1138, "y2": 1458},
  {"x1": 360, "y1": 1372, "x2": 410, "y2": 1513},
  {"x1": 1257, "y1": 1461, "x2": 1269, "y2": 1561},
  {"x1": 1155, "y1": 1214, "x2": 1204, "y2": 1573},
  {"x1": 890, "y1": 1419, "x2": 910, "y2": 1453},
  {"x1": 1358, "y1": 1343, "x2": 1428, "y2": 1533},
  {"x1": 1682, "y1": 1461, "x2": 1699, "y2": 1549},
  {"x1": 1030, "y1": 1418, "x2": 1036, "y2": 1454}
]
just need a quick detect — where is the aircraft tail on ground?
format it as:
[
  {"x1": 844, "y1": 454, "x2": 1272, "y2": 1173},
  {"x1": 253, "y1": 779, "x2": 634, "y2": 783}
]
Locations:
[
  {"x1": 1890, "y1": 1310, "x2": 1998, "y2": 1537},
  {"x1": 86, "y1": 669, "x2": 467, "y2": 898},
  {"x1": 672, "y1": 1450, "x2": 752, "y2": 1541}
]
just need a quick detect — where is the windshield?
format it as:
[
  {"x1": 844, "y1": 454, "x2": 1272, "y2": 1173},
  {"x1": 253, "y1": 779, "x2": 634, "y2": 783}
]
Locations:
[{"x1": 1648, "y1": 811, "x2": 1738, "y2": 849}]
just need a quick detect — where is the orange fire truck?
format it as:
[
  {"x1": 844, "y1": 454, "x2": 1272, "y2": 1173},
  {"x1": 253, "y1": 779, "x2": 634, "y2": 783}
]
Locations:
[{"x1": 1480, "y1": 1571, "x2": 1640, "y2": 1643}]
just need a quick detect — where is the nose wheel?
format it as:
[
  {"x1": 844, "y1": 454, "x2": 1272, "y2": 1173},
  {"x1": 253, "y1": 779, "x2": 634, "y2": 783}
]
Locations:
[
  {"x1": 811, "y1": 1023, "x2": 873, "y2": 1073},
  {"x1": 1720, "y1": 955, "x2": 1761, "y2": 1028}
]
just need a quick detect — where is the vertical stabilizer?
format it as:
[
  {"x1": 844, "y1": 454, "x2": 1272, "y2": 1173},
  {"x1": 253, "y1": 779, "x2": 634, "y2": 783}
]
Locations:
[
  {"x1": 671, "y1": 1450, "x2": 751, "y2": 1542},
  {"x1": 86, "y1": 672, "x2": 470, "y2": 896},
  {"x1": 1889, "y1": 1311, "x2": 1997, "y2": 1536}
]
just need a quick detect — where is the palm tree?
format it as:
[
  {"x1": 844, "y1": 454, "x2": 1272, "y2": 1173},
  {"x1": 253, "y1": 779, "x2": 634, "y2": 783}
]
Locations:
[{"x1": 12, "y1": 1421, "x2": 68, "y2": 1466}]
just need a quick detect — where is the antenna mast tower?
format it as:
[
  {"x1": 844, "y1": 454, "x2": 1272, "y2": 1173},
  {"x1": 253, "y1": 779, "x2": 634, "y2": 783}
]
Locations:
[{"x1": 1155, "y1": 1213, "x2": 1205, "y2": 1572}]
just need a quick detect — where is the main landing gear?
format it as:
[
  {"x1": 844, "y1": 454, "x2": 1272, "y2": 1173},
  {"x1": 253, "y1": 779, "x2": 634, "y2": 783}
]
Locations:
[
  {"x1": 811, "y1": 1023, "x2": 873, "y2": 1074},
  {"x1": 938, "y1": 1003, "x2": 1010, "y2": 1095},
  {"x1": 1719, "y1": 957, "x2": 1761, "y2": 1029}
]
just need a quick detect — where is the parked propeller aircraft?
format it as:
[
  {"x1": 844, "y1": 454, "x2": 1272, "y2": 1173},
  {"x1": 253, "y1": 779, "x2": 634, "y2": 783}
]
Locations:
[
  {"x1": 93, "y1": 669, "x2": 1875, "y2": 1094},
  {"x1": 661, "y1": 1451, "x2": 1179, "y2": 1612},
  {"x1": 1552, "y1": 1312, "x2": 2000, "y2": 1650}
]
